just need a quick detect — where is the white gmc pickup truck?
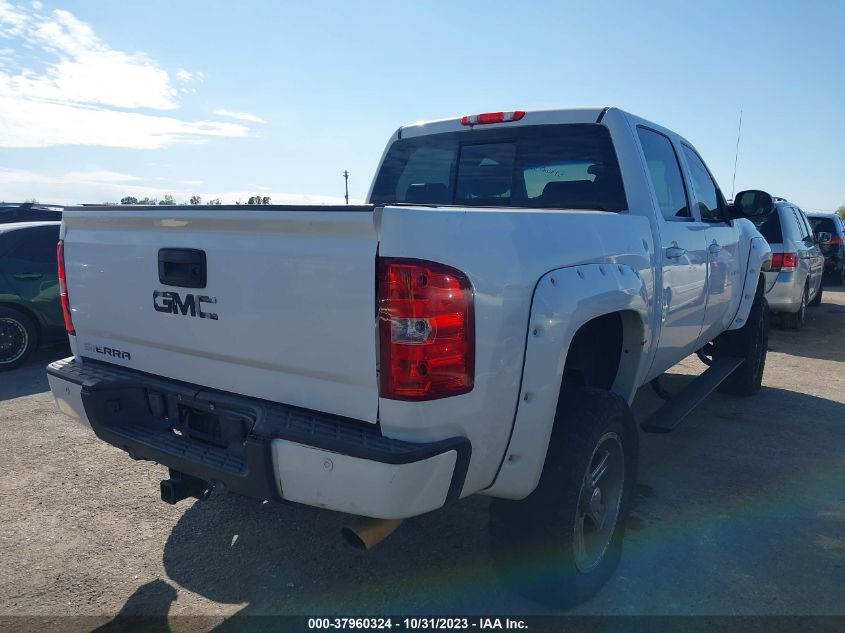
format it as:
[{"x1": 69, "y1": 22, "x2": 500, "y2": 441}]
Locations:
[{"x1": 48, "y1": 107, "x2": 774, "y2": 607}]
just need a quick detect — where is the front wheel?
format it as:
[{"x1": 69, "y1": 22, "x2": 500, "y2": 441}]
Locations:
[
  {"x1": 488, "y1": 387, "x2": 638, "y2": 609},
  {"x1": 715, "y1": 284, "x2": 769, "y2": 396}
]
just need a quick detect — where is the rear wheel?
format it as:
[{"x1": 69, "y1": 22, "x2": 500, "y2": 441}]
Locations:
[
  {"x1": 0, "y1": 307, "x2": 38, "y2": 371},
  {"x1": 716, "y1": 283, "x2": 769, "y2": 396},
  {"x1": 488, "y1": 387, "x2": 638, "y2": 609},
  {"x1": 808, "y1": 281, "x2": 823, "y2": 307},
  {"x1": 781, "y1": 283, "x2": 806, "y2": 330}
]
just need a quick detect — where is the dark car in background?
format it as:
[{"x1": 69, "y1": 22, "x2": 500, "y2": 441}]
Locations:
[
  {"x1": 806, "y1": 211, "x2": 845, "y2": 286},
  {"x1": 0, "y1": 203, "x2": 63, "y2": 224},
  {"x1": 0, "y1": 222, "x2": 66, "y2": 370}
]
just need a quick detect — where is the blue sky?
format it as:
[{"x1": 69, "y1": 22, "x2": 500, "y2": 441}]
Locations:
[{"x1": 0, "y1": 0, "x2": 842, "y2": 209}]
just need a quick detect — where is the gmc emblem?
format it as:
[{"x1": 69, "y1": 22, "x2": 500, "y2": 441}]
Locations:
[{"x1": 153, "y1": 290, "x2": 218, "y2": 320}]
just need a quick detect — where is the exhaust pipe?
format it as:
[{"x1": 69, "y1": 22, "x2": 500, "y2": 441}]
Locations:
[{"x1": 341, "y1": 518, "x2": 403, "y2": 550}]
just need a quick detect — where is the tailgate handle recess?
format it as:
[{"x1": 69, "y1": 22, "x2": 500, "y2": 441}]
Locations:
[{"x1": 158, "y1": 248, "x2": 207, "y2": 288}]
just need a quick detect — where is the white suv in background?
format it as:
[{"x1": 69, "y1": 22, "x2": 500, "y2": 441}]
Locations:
[{"x1": 752, "y1": 199, "x2": 824, "y2": 329}]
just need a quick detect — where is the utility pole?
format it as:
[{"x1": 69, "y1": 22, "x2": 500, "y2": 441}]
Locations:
[{"x1": 343, "y1": 170, "x2": 349, "y2": 205}]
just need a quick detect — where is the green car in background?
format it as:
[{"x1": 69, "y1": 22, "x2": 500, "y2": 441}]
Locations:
[{"x1": 0, "y1": 222, "x2": 66, "y2": 370}]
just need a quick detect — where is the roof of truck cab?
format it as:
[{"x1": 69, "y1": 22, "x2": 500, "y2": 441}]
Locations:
[{"x1": 398, "y1": 107, "x2": 611, "y2": 139}]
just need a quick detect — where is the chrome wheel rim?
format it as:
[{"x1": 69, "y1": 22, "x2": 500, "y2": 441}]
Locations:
[
  {"x1": 573, "y1": 432, "x2": 625, "y2": 573},
  {"x1": 0, "y1": 317, "x2": 28, "y2": 364}
]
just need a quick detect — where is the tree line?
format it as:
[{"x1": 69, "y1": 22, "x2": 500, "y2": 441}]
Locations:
[{"x1": 117, "y1": 195, "x2": 271, "y2": 205}]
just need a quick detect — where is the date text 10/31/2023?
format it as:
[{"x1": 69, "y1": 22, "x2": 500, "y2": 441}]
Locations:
[{"x1": 307, "y1": 617, "x2": 528, "y2": 630}]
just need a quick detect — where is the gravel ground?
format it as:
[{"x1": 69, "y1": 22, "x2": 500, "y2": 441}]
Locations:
[{"x1": 1, "y1": 288, "x2": 843, "y2": 623}]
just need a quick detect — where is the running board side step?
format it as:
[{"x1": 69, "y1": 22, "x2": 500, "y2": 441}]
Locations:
[{"x1": 640, "y1": 356, "x2": 745, "y2": 433}]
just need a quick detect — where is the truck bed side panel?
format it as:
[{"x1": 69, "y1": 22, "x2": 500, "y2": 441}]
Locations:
[{"x1": 377, "y1": 205, "x2": 654, "y2": 495}]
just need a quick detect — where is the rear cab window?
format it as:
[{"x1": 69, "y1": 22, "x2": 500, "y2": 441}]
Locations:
[{"x1": 371, "y1": 124, "x2": 627, "y2": 211}]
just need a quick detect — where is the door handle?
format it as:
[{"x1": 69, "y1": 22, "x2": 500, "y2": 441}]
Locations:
[
  {"x1": 709, "y1": 242, "x2": 723, "y2": 255},
  {"x1": 665, "y1": 246, "x2": 687, "y2": 259},
  {"x1": 14, "y1": 273, "x2": 43, "y2": 280},
  {"x1": 158, "y1": 248, "x2": 207, "y2": 288}
]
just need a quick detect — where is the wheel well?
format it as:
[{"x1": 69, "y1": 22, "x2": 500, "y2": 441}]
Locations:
[
  {"x1": 562, "y1": 313, "x2": 623, "y2": 391},
  {"x1": 0, "y1": 302, "x2": 41, "y2": 344}
]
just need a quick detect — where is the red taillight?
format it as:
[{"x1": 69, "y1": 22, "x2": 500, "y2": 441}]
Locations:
[
  {"x1": 56, "y1": 240, "x2": 75, "y2": 335},
  {"x1": 770, "y1": 252, "x2": 798, "y2": 272},
  {"x1": 460, "y1": 110, "x2": 525, "y2": 126},
  {"x1": 820, "y1": 234, "x2": 841, "y2": 246},
  {"x1": 377, "y1": 258, "x2": 474, "y2": 400}
]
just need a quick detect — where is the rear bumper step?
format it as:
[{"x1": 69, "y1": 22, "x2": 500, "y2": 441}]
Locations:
[{"x1": 47, "y1": 357, "x2": 470, "y2": 518}]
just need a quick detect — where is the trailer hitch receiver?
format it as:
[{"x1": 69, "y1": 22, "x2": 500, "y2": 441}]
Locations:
[{"x1": 160, "y1": 469, "x2": 213, "y2": 504}]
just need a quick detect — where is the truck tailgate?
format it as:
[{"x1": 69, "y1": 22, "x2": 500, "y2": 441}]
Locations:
[{"x1": 62, "y1": 205, "x2": 379, "y2": 423}]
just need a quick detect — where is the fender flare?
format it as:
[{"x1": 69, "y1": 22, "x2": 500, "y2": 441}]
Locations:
[
  {"x1": 727, "y1": 235, "x2": 771, "y2": 331},
  {"x1": 483, "y1": 263, "x2": 649, "y2": 500}
]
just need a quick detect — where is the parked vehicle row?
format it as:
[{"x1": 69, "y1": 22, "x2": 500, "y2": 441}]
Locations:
[{"x1": 751, "y1": 199, "x2": 825, "y2": 329}]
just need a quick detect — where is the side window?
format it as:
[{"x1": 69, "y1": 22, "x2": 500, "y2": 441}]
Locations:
[
  {"x1": 784, "y1": 208, "x2": 802, "y2": 243},
  {"x1": 682, "y1": 145, "x2": 723, "y2": 222},
  {"x1": 751, "y1": 212, "x2": 783, "y2": 243},
  {"x1": 791, "y1": 208, "x2": 812, "y2": 244},
  {"x1": 636, "y1": 127, "x2": 690, "y2": 221},
  {"x1": 800, "y1": 211, "x2": 813, "y2": 241},
  {"x1": 10, "y1": 228, "x2": 59, "y2": 263},
  {"x1": 0, "y1": 208, "x2": 20, "y2": 222}
]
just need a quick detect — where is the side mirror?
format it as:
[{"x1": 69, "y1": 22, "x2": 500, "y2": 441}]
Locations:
[
  {"x1": 816, "y1": 231, "x2": 832, "y2": 244},
  {"x1": 732, "y1": 190, "x2": 774, "y2": 219}
]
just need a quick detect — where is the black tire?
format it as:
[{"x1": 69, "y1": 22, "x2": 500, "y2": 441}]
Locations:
[
  {"x1": 0, "y1": 306, "x2": 38, "y2": 371},
  {"x1": 715, "y1": 283, "x2": 769, "y2": 396},
  {"x1": 780, "y1": 283, "x2": 807, "y2": 330},
  {"x1": 488, "y1": 387, "x2": 638, "y2": 609},
  {"x1": 808, "y1": 282, "x2": 823, "y2": 307}
]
